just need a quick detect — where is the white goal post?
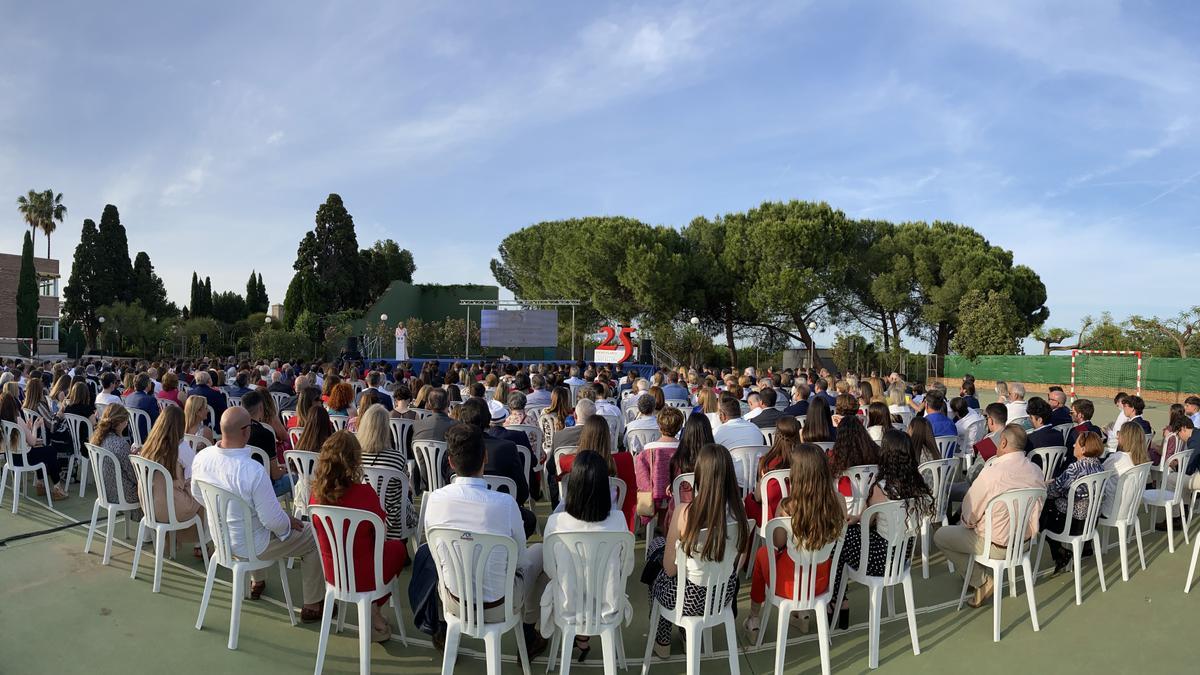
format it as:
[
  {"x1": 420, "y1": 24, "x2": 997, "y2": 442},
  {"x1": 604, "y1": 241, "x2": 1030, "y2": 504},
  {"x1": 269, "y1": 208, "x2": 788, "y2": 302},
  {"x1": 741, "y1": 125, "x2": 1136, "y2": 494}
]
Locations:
[{"x1": 1070, "y1": 349, "x2": 1142, "y2": 400}]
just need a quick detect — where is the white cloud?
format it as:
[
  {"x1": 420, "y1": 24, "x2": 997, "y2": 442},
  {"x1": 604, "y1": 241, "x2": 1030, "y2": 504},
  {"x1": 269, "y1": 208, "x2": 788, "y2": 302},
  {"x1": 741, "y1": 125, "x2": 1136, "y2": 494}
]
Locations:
[
  {"x1": 160, "y1": 154, "x2": 213, "y2": 206},
  {"x1": 265, "y1": 130, "x2": 284, "y2": 145}
]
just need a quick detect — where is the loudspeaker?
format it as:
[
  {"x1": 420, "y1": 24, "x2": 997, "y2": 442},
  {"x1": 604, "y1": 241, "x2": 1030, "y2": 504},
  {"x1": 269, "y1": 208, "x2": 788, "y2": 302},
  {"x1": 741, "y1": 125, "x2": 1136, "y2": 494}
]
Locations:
[
  {"x1": 640, "y1": 338, "x2": 653, "y2": 365},
  {"x1": 346, "y1": 336, "x2": 359, "y2": 352},
  {"x1": 199, "y1": 333, "x2": 208, "y2": 346}
]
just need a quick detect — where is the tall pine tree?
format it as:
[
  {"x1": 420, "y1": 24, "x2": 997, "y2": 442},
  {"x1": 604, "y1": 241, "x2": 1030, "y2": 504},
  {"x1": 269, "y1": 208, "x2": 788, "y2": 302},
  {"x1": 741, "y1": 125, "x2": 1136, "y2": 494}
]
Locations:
[
  {"x1": 62, "y1": 218, "x2": 102, "y2": 351},
  {"x1": 132, "y1": 251, "x2": 171, "y2": 318},
  {"x1": 257, "y1": 273, "x2": 268, "y2": 311},
  {"x1": 189, "y1": 272, "x2": 202, "y2": 315},
  {"x1": 203, "y1": 277, "x2": 213, "y2": 316},
  {"x1": 94, "y1": 204, "x2": 134, "y2": 305},
  {"x1": 16, "y1": 231, "x2": 38, "y2": 356},
  {"x1": 291, "y1": 193, "x2": 367, "y2": 315}
]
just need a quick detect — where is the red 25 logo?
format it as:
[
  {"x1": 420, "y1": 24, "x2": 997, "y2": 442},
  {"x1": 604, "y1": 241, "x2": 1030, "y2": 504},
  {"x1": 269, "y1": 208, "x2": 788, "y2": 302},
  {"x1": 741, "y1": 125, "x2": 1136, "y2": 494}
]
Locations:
[{"x1": 596, "y1": 326, "x2": 636, "y2": 363}]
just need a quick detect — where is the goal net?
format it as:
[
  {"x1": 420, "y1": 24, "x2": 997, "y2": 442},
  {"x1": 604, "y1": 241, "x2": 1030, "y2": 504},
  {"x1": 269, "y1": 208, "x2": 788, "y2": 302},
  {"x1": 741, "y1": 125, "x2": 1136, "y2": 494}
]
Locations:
[{"x1": 1071, "y1": 350, "x2": 1142, "y2": 399}]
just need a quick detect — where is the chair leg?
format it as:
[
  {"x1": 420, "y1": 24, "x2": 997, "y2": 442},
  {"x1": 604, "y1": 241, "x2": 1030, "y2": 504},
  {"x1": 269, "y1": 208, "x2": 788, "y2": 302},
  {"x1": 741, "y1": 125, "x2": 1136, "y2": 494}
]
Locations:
[
  {"x1": 1186, "y1": 532, "x2": 1200, "y2": 593},
  {"x1": 103, "y1": 507, "x2": 118, "y2": 565},
  {"x1": 195, "y1": 558, "x2": 218, "y2": 630},
  {"x1": 992, "y1": 566, "x2": 1004, "y2": 643},
  {"x1": 229, "y1": 571, "x2": 246, "y2": 650},
  {"x1": 84, "y1": 500, "x2": 101, "y2": 555},
  {"x1": 1022, "y1": 559, "x2": 1040, "y2": 633},
  {"x1": 79, "y1": 457, "x2": 90, "y2": 498},
  {"x1": 868, "y1": 585, "x2": 882, "y2": 669},
  {"x1": 39, "y1": 465, "x2": 53, "y2": 509},
  {"x1": 722, "y1": 616, "x2": 740, "y2": 675},
  {"x1": 1071, "y1": 542, "x2": 1083, "y2": 605},
  {"x1": 640, "y1": 603, "x2": 660, "y2": 675},
  {"x1": 902, "y1": 577, "x2": 920, "y2": 655},
  {"x1": 684, "y1": 626, "x2": 702, "y2": 675},
  {"x1": 921, "y1": 520, "x2": 930, "y2": 579},
  {"x1": 130, "y1": 521, "x2": 146, "y2": 580},
  {"x1": 1034, "y1": 534, "x2": 1045, "y2": 575},
  {"x1": 152, "y1": 529, "x2": 166, "y2": 593},
  {"x1": 600, "y1": 629, "x2": 618, "y2": 675},
  {"x1": 313, "y1": 590, "x2": 335, "y2": 675},
  {"x1": 1135, "y1": 519, "x2": 1147, "y2": 570},
  {"x1": 482, "y1": 630, "x2": 502, "y2": 675},
  {"x1": 1167, "y1": 506, "x2": 1177, "y2": 553},
  {"x1": 390, "y1": 580, "x2": 408, "y2": 646},
  {"x1": 441, "y1": 624, "x2": 462, "y2": 675},
  {"x1": 9, "y1": 467, "x2": 19, "y2": 514},
  {"x1": 955, "y1": 558, "x2": 974, "y2": 612},
  {"x1": 356, "y1": 600, "x2": 371, "y2": 675},
  {"x1": 814, "y1": 601, "x2": 832, "y2": 675},
  {"x1": 277, "y1": 561, "x2": 297, "y2": 626},
  {"x1": 0, "y1": 467, "x2": 10, "y2": 513},
  {"x1": 1093, "y1": 533, "x2": 1107, "y2": 594},
  {"x1": 553, "y1": 627, "x2": 571, "y2": 675},
  {"x1": 1116, "y1": 525, "x2": 1130, "y2": 582}
]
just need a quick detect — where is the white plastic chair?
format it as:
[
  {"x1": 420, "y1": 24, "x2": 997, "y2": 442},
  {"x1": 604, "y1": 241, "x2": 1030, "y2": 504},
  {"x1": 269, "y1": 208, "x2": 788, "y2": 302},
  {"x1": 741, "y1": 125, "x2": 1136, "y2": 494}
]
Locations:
[
  {"x1": 1029, "y1": 446, "x2": 1067, "y2": 482},
  {"x1": 640, "y1": 522, "x2": 744, "y2": 675},
  {"x1": 1053, "y1": 423, "x2": 1073, "y2": 444},
  {"x1": 288, "y1": 426, "x2": 305, "y2": 447},
  {"x1": 413, "y1": 440, "x2": 448, "y2": 544},
  {"x1": 750, "y1": 470, "x2": 790, "y2": 573},
  {"x1": 553, "y1": 445, "x2": 578, "y2": 494},
  {"x1": 624, "y1": 428, "x2": 659, "y2": 456},
  {"x1": 281, "y1": 409, "x2": 297, "y2": 426},
  {"x1": 0, "y1": 420, "x2": 53, "y2": 513},
  {"x1": 934, "y1": 435, "x2": 958, "y2": 460},
  {"x1": 194, "y1": 479, "x2": 297, "y2": 650},
  {"x1": 814, "y1": 441, "x2": 835, "y2": 452},
  {"x1": 129, "y1": 455, "x2": 210, "y2": 593},
  {"x1": 361, "y1": 466, "x2": 416, "y2": 543},
  {"x1": 284, "y1": 449, "x2": 320, "y2": 516},
  {"x1": 270, "y1": 392, "x2": 290, "y2": 410},
  {"x1": 759, "y1": 518, "x2": 843, "y2": 675},
  {"x1": 598, "y1": 414, "x2": 622, "y2": 452},
  {"x1": 426, "y1": 527, "x2": 533, "y2": 675},
  {"x1": 62, "y1": 412, "x2": 95, "y2": 497},
  {"x1": 665, "y1": 399, "x2": 691, "y2": 410},
  {"x1": 330, "y1": 415, "x2": 351, "y2": 432},
  {"x1": 760, "y1": 427, "x2": 777, "y2": 447},
  {"x1": 918, "y1": 457, "x2": 957, "y2": 579},
  {"x1": 515, "y1": 445, "x2": 533, "y2": 507},
  {"x1": 157, "y1": 398, "x2": 179, "y2": 412},
  {"x1": 543, "y1": 529, "x2": 636, "y2": 675},
  {"x1": 831, "y1": 500, "x2": 921, "y2": 669},
  {"x1": 839, "y1": 464, "x2": 879, "y2": 517},
  {"x1": 954, "y1": 487, "x2": 1045, "y2": 642},
  {"x1": 83, "y1": 442, "x2": 141, "y2": 565},
  {"x1": 309, "y1": 505, "x2": 409, "y2": 675},
  {"x1": 507, "y1": 424, "x2": 541, "y2": 457},
  {"x1": 388, "y1": 417, "x2": 415, "y2": 468},
  {"x1": 1034, "y1": 469, "x2": 1114, "y2": 605},
  {"x1": 127, "y1": 407, "x2": 152, "y2": 447},
  {"x1": 453, "y1": 473, "x2": 518, "y2": 497},
  {"x1": 610, "y1": 477, "x2": 627, "y2": 514},
  {"x1": 228, "y1": 396, "x2": 243, "y2": 408},
  {"x1": 1142, "y1": 449, "x2": 1194, "y2": 553},
  {"x1": 1097, "y1": 463, "x2": 1151, "y2": 582},
  {"x1": 184, "y1": 433, "x2": 213, "y2": 452},
  {"x1": 729, "y1": 444, "x2": 769, "y2": 499}
]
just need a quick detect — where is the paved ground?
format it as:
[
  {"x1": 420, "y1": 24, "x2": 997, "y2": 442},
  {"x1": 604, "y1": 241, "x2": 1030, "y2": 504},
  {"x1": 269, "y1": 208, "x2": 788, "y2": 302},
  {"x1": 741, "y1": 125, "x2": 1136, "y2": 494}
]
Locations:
[{"x1": 1, "y1": 385, "x2": 1192, "y2": 674}]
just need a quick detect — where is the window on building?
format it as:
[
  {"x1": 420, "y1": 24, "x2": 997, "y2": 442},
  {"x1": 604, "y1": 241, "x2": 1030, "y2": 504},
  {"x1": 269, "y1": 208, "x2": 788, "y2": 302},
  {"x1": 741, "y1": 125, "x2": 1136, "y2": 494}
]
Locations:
[
  {"x1": 38, "y1": 320, "x2": 57, "y2": 342},
  {"x1": 39, "y1": 277, "x2": 57, "y2": 297}
]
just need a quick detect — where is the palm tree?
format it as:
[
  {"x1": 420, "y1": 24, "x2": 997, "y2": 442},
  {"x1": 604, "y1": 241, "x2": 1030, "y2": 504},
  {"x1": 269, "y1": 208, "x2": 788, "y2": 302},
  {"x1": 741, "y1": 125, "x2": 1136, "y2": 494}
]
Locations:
[
  {"x1": 16, "y1": 189, "x2": 43, "y2": 252},
  {"x1": 41, "y1": 189, "x2": 66, "y2": 258}
]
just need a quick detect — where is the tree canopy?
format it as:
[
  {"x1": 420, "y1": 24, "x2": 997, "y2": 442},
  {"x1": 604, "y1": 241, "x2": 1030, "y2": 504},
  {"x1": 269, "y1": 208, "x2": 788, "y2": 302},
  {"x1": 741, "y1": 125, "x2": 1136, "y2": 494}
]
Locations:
[{"x1": 16, "y1": 231, "x2": 38, "y2": 356}]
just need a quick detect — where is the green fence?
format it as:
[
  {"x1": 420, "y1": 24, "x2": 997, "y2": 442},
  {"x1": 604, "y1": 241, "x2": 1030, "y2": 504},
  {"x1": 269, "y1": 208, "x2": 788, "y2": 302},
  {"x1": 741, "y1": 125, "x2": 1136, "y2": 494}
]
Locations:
[{"x1": 944, "y1": 354, "x2": 1200, "y2": 394}]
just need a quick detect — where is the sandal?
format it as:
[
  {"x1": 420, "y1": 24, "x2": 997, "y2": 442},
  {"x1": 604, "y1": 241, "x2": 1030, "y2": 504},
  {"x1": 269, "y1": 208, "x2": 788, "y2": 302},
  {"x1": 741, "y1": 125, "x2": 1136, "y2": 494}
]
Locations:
[
  {"x1": 300, "y1": 603, "x2": 337, "y2": 623},
  {"x1": 574, "y1": 636, "x2": 591, "y2": 662},
  {"x1": 371, "y1": 622, "x2": 392, "y2": 643},
  {"x1": 50, "y1": 486, "x2": 69, "y2": 500},
  {"x1": 250, "y1": 580, "x2": 267, "y2": 600}
]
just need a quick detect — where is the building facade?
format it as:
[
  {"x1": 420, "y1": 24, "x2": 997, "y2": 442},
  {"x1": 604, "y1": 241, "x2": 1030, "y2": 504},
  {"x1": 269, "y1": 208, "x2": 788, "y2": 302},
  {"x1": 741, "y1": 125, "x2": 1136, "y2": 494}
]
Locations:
[{"x1": 0, "y1": 253, "x2": 60, "y2": 357}]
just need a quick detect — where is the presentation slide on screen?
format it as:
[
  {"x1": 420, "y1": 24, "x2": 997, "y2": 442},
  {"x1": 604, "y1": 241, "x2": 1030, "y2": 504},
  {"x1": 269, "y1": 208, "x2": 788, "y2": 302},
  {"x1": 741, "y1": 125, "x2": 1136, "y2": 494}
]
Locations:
[{"x1": 480, "y1": 309, "x2": 559, "y2": 347}]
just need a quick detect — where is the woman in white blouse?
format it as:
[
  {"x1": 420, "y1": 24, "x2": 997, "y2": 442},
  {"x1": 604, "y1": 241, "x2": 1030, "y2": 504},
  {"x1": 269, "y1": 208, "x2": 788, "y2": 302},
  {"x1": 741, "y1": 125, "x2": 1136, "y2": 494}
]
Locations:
[{"x1": 1101, "y1": 423, "x2": 1150, "y2": 518}]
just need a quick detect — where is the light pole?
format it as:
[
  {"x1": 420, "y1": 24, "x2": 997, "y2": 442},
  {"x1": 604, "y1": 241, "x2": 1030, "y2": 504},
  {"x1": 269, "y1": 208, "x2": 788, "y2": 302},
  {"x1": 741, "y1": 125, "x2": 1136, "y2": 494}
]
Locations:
[
  {"x1": 807, "y1": 321, "x2": 818, "y2": 370},
  {"x1": 98, "y1": 316, "x2": 106, "y2": 357}
]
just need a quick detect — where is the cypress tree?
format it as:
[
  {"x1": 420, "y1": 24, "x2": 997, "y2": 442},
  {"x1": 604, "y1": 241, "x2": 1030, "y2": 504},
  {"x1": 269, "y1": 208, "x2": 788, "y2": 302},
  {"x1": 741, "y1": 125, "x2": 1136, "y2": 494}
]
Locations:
[
  {"x1": 94, "y1": 204, "x2": 134, "y2": 304},
  {"x1": 257, "y1": 272, "x2": 268, "y2": 311},
  {"x1": 203, "y1": 277, "x2": 213, "y2": 316},
  {"x1": 16, "y1": 231, "x2": 38, "y2": 356},
  {"x1": 62, "y1": 218, "x2": 102, "y2": 351},
  {"x1": 189, "y1": 272, "x2": 202, "y2": 315}
]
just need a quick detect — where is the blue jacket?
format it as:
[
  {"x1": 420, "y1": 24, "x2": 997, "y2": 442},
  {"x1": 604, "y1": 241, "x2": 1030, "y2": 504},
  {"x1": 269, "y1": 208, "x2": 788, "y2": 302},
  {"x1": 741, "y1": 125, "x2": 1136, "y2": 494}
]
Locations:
[
  {"x1": 126, "y1": 390, "x2": 160, "y2": 437},
  {"x1": 924, "y1": 412, "x2": 957, "y2": 438},
  {"x1": 190, "y1": 384, "x2": 228, "y2": 423}
]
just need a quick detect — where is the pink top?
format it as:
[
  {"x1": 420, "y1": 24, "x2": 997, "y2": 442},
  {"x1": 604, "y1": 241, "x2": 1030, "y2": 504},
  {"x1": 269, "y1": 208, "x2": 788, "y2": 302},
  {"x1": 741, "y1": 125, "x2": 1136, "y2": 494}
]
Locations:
[
  {"x1": 156, "y1": 390, "x2": 181, "y2": 404},
  {"x1": 634, "y1": 441, "x2": 678, "y2": 501}
]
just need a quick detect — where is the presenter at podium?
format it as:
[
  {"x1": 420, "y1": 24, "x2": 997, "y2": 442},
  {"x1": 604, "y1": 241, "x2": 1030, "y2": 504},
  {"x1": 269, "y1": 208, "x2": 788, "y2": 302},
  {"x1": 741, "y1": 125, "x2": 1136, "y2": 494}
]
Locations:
[{"x1": 394, "y1": 325, "x2": 408, "y2": 361}]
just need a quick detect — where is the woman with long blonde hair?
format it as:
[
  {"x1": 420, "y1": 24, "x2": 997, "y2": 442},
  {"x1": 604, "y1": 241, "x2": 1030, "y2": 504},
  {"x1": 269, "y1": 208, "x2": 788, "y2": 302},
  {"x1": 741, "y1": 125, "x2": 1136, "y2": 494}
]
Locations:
[
  {"x1": 49, "y1": 374, "x2": 71, "y2": 412},
  {"x1": 89, "y1": 404, "x2": 138, "y2": 506},
  {"x1": 309, "y1": 430, "x2": 407, "y2": 643},
  {"x1": 183, "y1": 395, "x2": 213, "y2": 443},
  {"x1": 356, "y1": 404, "x2": 417, "y2": 538},
  {"x1": 645, "y1": 443, "x2": 749, "y2": 658},
  {"x1": 138, "y1": 405, "x2": 204, "y2": 539},
  {"x1": 412, "y1": 384, "x2": 433, "y2": 409},
  {"x1": 746, "y1": 442, "x2": 846, "y2": 638},
  {"x1": 1099, "y1": 423, "x2": 1149, "y2": 520}
]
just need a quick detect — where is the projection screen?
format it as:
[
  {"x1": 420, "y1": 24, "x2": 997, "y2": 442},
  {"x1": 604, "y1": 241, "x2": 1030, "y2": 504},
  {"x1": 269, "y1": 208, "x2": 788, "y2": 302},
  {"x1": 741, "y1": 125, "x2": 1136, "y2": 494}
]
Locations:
[{"x1": 479, "y1": 309, "x2": 559, "y2": 347}]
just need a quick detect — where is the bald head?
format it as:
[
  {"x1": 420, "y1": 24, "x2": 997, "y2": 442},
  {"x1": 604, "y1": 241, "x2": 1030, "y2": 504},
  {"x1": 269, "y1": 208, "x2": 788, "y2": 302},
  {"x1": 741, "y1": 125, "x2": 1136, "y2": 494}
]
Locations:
[{"x1": 219, "y1": 406, "x2": 252, "y2": 448}]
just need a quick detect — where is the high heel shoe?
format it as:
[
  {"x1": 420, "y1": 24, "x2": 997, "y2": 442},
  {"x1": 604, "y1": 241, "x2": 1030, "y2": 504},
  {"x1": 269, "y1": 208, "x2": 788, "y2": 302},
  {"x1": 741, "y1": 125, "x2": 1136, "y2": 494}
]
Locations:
[
  {"x1": 837, "y1": 606, "x2": 850, "y2": 630},
  {"x1": 574, "y1": 636, "x2": 591, "y2": 662}
]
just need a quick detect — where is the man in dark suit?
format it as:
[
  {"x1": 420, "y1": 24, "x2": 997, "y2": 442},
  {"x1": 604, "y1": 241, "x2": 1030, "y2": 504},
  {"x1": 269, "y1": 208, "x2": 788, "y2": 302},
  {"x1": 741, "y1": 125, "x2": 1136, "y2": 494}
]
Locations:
[
  {"x1": 1024, "y1": 397, "x2": 1063, "y2": 454},
  {"x1": 810, "y1": 378, "x2": 837, "y2": 408},
  {"x1": 189, "y1": 370, "x2": 227, "y2": 422},
  {"x1": 440, "y1": 398, "x2": 534, "y2": 536},
  {"x1": 1121, "y1": 395, "x2": 1153, "y2": 436},
  {"x1": 1047, "y1": 389, "x2": 1072, "y2": 427},
  {"x1": 783, "y1": 383, "x2": 810, "y2": 417},
  {"x1": 267, "y1": 370, "x2": 293, "y2": 396},
  {"x1": 413, "y1": 388, "x2": 455, "y2": 443},
  {"x1": 749, "y1": 388, "x2": 782, "y2": 429},
  {"x1": 358, "y1": 371, "x2": 393, "y2": 411}
]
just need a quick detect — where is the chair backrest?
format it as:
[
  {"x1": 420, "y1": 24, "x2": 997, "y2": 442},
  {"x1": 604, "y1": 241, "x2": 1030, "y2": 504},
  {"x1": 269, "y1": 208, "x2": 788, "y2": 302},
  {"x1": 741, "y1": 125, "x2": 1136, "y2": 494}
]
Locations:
[
  {"x1": 455, "y1": 474, "x2": 517, "y2": 497},
  {"x1": 507, "y1": 424, "x2": 541, "y2": 455},
  {"x1": 1029, "y1": 446, "x2": 1067, "y2": 481},
  {"x1": 281, "y1": 409, "x2": 296, "y2": 425},
  {"x1": 934, "y1": 435, "x2": 958, "y2": 460},
  {"x1": 195, "y1": 479, "x2": 265, "y2": 565},
  {"x1": 729, "y1": 444, "x2": 769, "y2": 496},
  {"x1": 329, "y1": 415, "x2": 350, "y2": 432},
  {"x1": 978, "y1": 487, "x2": 1046, "y2": 568},
  {"x1": 413, "y1": 440, "x2": 449, "y2": 494},
  {"x1": 814, "y1": 441, "x2": 834, "y2": 451},
  {"x1": 598, "y1": 414, "x2": 621, "y2": 451},
  {"x1": 1, "y1": 420, "x2": 31, "y2": 461},
  {"x1": 610, "y1": 477, "x2": 627, "y2": 511},
  {"x1": 1060, "y1": 469, "x2": 1115, "y2": 540},
  {"x1": 205, "y1": 404, "x2": 217, "y2": 429},
  {"x1": 857, "y1": 499, "x2": 921, "y2": 583},
  {"x1": 308, "y1": 504, "x2": 388, "y2": 599},
  {"x1": 568, "y1": 385, "x2": 583, "y2": 407},
  {"x1": 965, "y1": 418, "x2": 988, "y2": 447},
  {"x1": 1053, "y1": 423, "x2": 1072, "y2": 444},
  {"x1": 85, "y1": 442, "x2": 139, "y2": 509},
  {"x1": 228, "y1": 396, "x2": 243, "y2": 408},
  {"x1": 669, "y1": 521, "x2": 745, "y2": 624},
  {"x1": 284, "y1": 449, "x2": 319, "y2": 506},
  {"x1": 1104, "y1": 462, "x2": 1152, "y2": 525},
  {"x1": 525, "y1": 406, "x2": 545, "y2": 421},
  {"x1": 761, "y1": 427, "x2": 777, "y2": 447},
  {"x1": 426, "y1": 527, "x2": 520, "y2": 635},
  {"x1": 624, "y1": 428, "x2": 660, "y2": 455},
  {"x1": 361, "y1": 465, "x2": 414, "y2": 540},
  {"x1": 762, "y1": 517, "x2": 844, "y2": 608},
  {"x1": 389, "y1": 417, "x2": 414, "y2": 457},
  {"x1": 759, "y1": 469, "x2": 790, "y2": 524},
  {"x1": 623, "y1": 407, "x2": 639, "y2": 423},
  {"x1": 665, "y1": 399, "x2": 691, "y2": 410},
  {"x1": 127, "y1": 407, "x2": 152, "y2": 446},
  {"x1": 1161, "y1": 449, "x2": 1195, "y2": 502},
  {"x1": 515, "y1": 445, "x2": 532, "y2": 486},
  {"x1": 62, "y1": 413, "x2": 94, "y2": 458},
  {"x1": 270, "y1": 392, "x2": 290, "y2": 410},
  {"x1": 156, "y1": 398, "x2": 178, "y2": 412},
  {"x1": 411, "y1": 408, "x2": 433, "y2": 421},
  {"x1": 287, "y1": 426, "x2": 304, "y2": 447},
  {"x1": 795, "y1": 415, "x2": 807, "y2": 428},
  {"x1": 672, "y1": 472, "x2": 695, "y2": 512},
  {"x1": 184, "y1": 433, "x2": 212, "y2": 452},
  {"x1": 129, "y1": 455, "x2": 184, "y2": 525},
  {"x1": 1009, "y1": 415, "x2": 1030, "y2": 430},
  {"x1": 247, "y1": 446, "x2": 272, "y2": 474},
  {"x1": 554, "y1": 445, "x2": 578, "y2": 476},
  {"x1": 839, "y1": 464, "x2": 880, "y2": 517},
  {"x1": 542, "y1": 528, "x2": 635, "y2": 633},
  {"x1": 918, "y1": 457, "x2": 957, "y2": 524}
]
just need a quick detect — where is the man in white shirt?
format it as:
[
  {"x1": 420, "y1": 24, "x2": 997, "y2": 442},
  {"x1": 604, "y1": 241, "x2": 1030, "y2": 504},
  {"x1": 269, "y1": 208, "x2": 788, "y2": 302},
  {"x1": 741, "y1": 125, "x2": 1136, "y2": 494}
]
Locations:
[
  {"x1": 744, "y1": 391, "x2": 766, "y2": 420},
  {"x1": 190, "y1": 407, "x2": 326, "y2": 620},
  {"x1": 95, "y1": 373, "x2": 123, "y2": 406},
  {"x1": 1005, "y1": 382, "x2": 1028, "y2": 423},
  {"x1": 624, "y1": 395, "x2": 659, "y2": 433},
  {"x1": 524, "y1": 374, "x2": 552, "y2": 407},
  {"x1": 563, "y1": 366, "x2": 586, "y2": 386},
  {"x1": 714, "y1": 396, "x2": 766, "y2": 450},
  {"x1": 1186, "y1": 396, "x2": 1200, "y2": 429},
  {"x1": 423, "y1": 422, "x2": 547, "y2": 653}
]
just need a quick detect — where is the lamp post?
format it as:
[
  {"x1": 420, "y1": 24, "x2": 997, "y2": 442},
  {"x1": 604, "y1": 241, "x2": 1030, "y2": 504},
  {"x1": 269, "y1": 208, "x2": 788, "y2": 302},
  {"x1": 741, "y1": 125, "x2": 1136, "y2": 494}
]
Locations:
[
  {"x1": 807, "y1": 321, "x2": 818, "y2": 370},
  {"x1": 98, "y1": 316, "x2": 106, "y2": 357}
]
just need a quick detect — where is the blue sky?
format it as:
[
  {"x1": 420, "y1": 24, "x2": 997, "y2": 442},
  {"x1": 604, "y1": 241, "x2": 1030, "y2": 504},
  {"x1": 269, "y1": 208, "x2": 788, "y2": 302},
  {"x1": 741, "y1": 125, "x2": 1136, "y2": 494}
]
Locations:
[{"x1": 3, "y1": 1, "x2": 1198, "y2": 350}]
